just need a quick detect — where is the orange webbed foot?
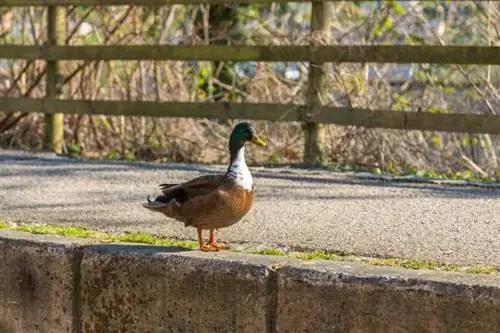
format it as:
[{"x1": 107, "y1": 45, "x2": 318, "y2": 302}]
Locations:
[
  {"x1": 197, "y1": 228, "x2": 220, "y2": 252},
  {"x1": 199, "y1": 243, "x2": 219, "y2": 252},
  {"x1": 209, "y1": 241, "x2": 230, "y2": 250},
  {"x1": 208, "y1": 229, "x2": 230, "y2": 250}
]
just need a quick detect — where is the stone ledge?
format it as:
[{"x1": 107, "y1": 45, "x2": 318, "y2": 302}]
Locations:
[
  {"x1": 0, "y1": 230, "x2": 87, "y2": 333},
  {"x1": 1, "y1": 230, "x2": 500, "y2": 333},
  {"x1": 276, "y1": 262, "x2": 500, "y2": 333},
  {"x1": 80, "y1": 244, "x2": 273, "y2": 333}
]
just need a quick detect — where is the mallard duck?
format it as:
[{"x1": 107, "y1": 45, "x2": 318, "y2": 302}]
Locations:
[{"x1": 142, "y1": 122, "x2": 267, "y2": 252}]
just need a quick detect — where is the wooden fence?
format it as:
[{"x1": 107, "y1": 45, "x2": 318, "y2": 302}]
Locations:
[{"x1": 1, "y1": 0, "x2": 500, "y2": 163}]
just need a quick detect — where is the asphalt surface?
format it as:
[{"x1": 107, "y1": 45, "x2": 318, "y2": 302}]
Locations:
[{"x1": 1, "y1": 150, "x2": 499, "y2": 266}]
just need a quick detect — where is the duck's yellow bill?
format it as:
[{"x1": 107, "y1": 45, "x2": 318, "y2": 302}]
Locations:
[{"x1": 251, "y1": 135, "x2": 267, "y2": 147}]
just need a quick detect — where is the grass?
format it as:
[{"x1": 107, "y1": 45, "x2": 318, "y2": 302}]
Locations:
[
  {"x1": 248, "y1": 248, "x2": 286, "y2": 256},
  {"x1": 3, "y1": 223, "x2": 499, "y2": 275},
  {"x1": 464, "y1": 264, "x2": 498, "y2": 275},
  {"x1": 0, "y1": 217, "x2": 8, "y2": 229},
  {"x1": 16, "y1": 224, "x2": 199, "y2": 249},
  {"x1": 17, "y1": 224, "x2": 96, "y2": 238},
  {"x1": 116, "y1": 231, "x2": 198, "y2": 249}
]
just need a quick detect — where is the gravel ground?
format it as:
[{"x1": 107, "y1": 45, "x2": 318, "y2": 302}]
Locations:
[{"x1": 1, "y1": 149, "x2": 499, "y2": 266}]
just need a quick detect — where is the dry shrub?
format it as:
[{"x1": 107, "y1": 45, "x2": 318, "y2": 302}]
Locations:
[{"x1": 0, "y1": 2, "x2": 498, "y2": 177}]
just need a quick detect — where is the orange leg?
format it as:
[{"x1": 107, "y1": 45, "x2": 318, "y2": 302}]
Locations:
[
  {"x1": 208, "y1": 229, "x2": 229, "y2": 250},
  {"x1": 197, "y1": 228, "x2": 218, "y2": 252}
]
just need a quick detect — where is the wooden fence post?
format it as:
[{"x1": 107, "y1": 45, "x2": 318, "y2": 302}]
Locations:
[
  {"x1": 44, "y1": 6, "x2": 65, "y2": 154},
  {"x1": 304, "y1": 1, "x2": 332, "y2": 164}
]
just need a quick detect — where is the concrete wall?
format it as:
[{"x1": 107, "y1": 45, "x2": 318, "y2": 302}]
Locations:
[{"x1": 1, "y1": 230, "x2": 500, "y2": 333}]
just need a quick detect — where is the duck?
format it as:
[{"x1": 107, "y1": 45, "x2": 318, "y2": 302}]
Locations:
[{"x1": 142, "y1": 122, "x2": 267, "y2": 252}]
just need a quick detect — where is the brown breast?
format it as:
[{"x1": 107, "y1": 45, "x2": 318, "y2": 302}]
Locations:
[{"x1": 188, "y1": 185, "x2": 255, "y2": 230}]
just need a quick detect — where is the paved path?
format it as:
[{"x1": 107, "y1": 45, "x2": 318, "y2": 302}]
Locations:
[{"x1": 1, "y1": 150, "x2": 499, "y2": 266}]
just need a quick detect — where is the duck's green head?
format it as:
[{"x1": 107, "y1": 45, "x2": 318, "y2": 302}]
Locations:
[{"x1": 229, "y1": 122, "x2": 267, "y2": 152}]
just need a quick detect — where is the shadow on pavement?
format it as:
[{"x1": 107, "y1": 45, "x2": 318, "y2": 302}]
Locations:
[{"x1": 1, "y1": 153, "x2": 499, "y2": 200}]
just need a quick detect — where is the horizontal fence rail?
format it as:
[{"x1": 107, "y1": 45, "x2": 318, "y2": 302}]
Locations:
[
  {"x1": 0, "y1": 45, "x2": 499, "y2": 64},
  {"x1": 0, "y1": 0, "x2": 314, "y2": 5},
  {"x1": 1, "y1": 98, "x2": 499, "y2": 134}
]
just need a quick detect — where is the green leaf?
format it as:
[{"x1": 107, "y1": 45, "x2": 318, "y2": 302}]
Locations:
[
  {"x1": 398, "y1": 95, "x2": 409, "y2": 105},
  {"x1": 431, "y1": 135, "x2": 441, "y2": 146},
  {"x1": 415, "y1": 170, "x2": 426, "y2": 178},
  {"x1": 462, "y1": 170, "x2": 474, "y2": 180},
  {"x1": 391, "y1": 2, "x2": 406, "y2": 15},
  {"x1": 268, "y1": 153, "x2": 281, "y2": 164},
  {"x1": 68, "y1": 143, "x2": 81, "y2": 155},
  {"x1": 246, "y1": 6, "x2": 259, "y2": 18},
  {"x1": 373, "y1": 24, "x2": 382, "y2": 38},
  {"x1": 106, "y1": 150, "x2": 120, "y2": 160},
  {"x1": 383, "y1": 16, "x2": 393, "y2": 30},
  {"x1": 387, "y1": 160, "x2": 395, "y2": 173},
  {"x1": 123, "y1": 153, "x2": 137, "y2": 161},
  {"x1": 83, "y1": 31, "x2": 100, "y2": 45},
  {"x1": 405, "y1": 34, "x2": 426, "y2": 45},
  {"x1": 415, "y1": 70, "x2": 427, "y2": 81},
  {"x1": 391, "y1": 93, "x2": 410, "y2": 111},
  {"x1": 200, "y1": 67, "x2": 211, "y2": 78},
  {"x1": 427, "y1": 106, "x2": 450, "y2": 114},
  {"x1": 441, "y1": 86, "x2": 456, "y2": 95}
]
